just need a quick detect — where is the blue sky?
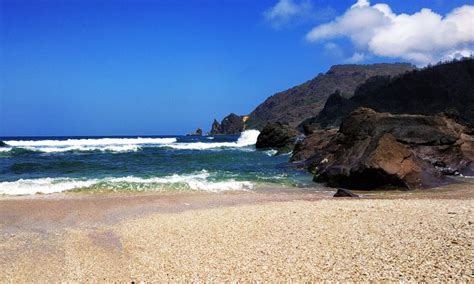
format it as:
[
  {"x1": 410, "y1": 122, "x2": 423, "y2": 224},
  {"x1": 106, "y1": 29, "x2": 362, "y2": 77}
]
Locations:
[{"x1": 1, "y1": 0, "x2": 472, "y2": 136}]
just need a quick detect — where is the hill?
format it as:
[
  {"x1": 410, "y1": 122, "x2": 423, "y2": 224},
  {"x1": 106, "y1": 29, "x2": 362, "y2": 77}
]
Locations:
[
  {"x1": 245, "y1": 63, "x2": 415, "y2": 129},
  {"x1": 305, "y1": 58, "x2": 474, "y2": 130}
]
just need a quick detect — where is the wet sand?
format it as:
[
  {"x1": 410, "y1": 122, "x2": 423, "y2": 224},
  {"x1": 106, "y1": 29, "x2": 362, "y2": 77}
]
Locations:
[{"x1": 0, "y1": 185, "x2": 473, "y2": 281}]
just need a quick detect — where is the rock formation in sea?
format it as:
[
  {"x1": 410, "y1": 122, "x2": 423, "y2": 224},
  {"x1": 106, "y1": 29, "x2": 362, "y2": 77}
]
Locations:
[
  {"x1": 210, "y1": 113, "x2": 249, "y2": 135},
  {"x1": 245, "y1": 63, "x2": 415, "y2": 130},
  {"x1": 187, "y1": 128, "x2": 203, "y2": 136},
  {"x1": 292, "y1": 108, "x2": 474, "y2": 190},
  {"x1": 302, "y1": 58, "x2": 474, "y2": 130},
  {"x1": 255, "y1": 122, "x2": 300, "y2": 154},
  {"x1": 210, "y1": 119, "x2": 221, "y2": 135}
]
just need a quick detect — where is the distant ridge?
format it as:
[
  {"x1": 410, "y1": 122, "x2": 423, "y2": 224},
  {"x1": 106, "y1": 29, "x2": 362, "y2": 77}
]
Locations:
[{"x1": 304, "y1": 58, "x2": 474, "y2": 130}]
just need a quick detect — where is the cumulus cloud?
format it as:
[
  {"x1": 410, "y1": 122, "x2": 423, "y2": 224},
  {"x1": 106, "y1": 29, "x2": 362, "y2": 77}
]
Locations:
[
  {"x1": 306, "y1": 0, "x2": 474, "y2": 65},
  {"x1": 263, "y1": 0, "x2": 314, "y2": 28}
]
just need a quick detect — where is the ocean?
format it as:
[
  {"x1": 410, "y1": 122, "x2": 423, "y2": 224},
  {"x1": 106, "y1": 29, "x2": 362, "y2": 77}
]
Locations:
[{"x1": 0, "y1": 130, "x2": 317, "y2": 195}]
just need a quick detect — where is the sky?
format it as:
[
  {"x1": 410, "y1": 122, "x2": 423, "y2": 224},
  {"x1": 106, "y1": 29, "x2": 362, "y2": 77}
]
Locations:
[{"x1": 1, "y1": 0, "x2": 473, "y2": 136}]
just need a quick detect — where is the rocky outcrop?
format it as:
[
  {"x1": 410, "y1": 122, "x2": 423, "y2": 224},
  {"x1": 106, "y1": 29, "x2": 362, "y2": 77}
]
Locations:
[
  {"x1": 246, "y1": 63, "x2": 414, "y2": 129},
  {"x1": 309, "y1": 58, "x2": 474, "y2": 129},
  {"x1": 292, "y1": 108, "x2": 474, "y2": 190},
  {"x1": 187, "y1": 128, "x2": 203, "y2": 136},
  {"x1": 256, "y1": 122, "x2": 299, "y2": 154},
  {"x1": 210, "y1": 119, "x2": 221, "y2": 135},
  {"x1": 210, "y1": 113, "x2": 246, "y2": 135}
]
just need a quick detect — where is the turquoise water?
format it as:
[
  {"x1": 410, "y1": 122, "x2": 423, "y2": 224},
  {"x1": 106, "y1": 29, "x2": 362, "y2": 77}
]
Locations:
[{"x1": 0, "y1": 130, "x2": 316, "y2": 195}]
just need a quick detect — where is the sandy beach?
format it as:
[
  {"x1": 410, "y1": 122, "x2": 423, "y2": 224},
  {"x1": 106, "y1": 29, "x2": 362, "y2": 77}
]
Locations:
[{"x1": 0, "y1": 186, "x2": 473, "y2": 282}]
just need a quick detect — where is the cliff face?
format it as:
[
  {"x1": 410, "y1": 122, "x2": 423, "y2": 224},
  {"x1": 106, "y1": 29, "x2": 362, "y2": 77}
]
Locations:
[
  {"x1": 245, "y1": 63, "x2": 415, "y2": 129},
  {"x1": 210, "y1": 113, "x2": 246, "y2": 135},
  {"x1": 308, "y1": 58, "x2": 474, "y2": 129}
]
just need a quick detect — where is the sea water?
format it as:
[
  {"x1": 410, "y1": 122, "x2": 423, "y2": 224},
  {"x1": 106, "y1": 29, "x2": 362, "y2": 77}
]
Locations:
[{"x1": 0, "y1": 130, "x2": 316, "y2": 195}]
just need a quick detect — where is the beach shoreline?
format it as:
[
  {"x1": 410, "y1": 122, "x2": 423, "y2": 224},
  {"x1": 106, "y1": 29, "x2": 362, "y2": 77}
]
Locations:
[{"x1": 1, "y1": 185, "x2": 473, "y2": 281}]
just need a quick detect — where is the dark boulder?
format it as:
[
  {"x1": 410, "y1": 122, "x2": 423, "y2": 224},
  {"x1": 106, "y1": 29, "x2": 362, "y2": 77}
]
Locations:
[
  {"x1": 256, "y1": 122, "x2": 299, "y2": 154},
  {"x1": 333, "y1": 188, "x2": 359, "y2": 198},
  {"x1": 296, "y1": 108, "x2": 473, "y2": 190}
]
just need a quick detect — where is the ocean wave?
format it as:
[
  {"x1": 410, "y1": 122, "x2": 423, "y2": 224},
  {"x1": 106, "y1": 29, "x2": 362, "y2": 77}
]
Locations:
[
  {"x1": 164, "y1": 130, "x2": 260, "y2": 150},
  {"x1": 0, "y1": 170, "x2": 254, "y2": 195},
  {"x1": 0, "y1": 145, "x2": 141, "y2": 154},
  {"x1": 1, "y1": 137, "x2": 176, "y2": 153},
  {"x1": 4, "y1": 137, "x2": 177, "y2": 147},
  {"x1": 1, "y1": 132, "x2": 261, "y2": 153}
]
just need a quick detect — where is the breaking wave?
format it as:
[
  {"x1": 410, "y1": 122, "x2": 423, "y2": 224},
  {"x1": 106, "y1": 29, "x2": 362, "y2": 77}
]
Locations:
[
  {"x1": 4, "y1": 137, "x2": 177, "y2": 147},
  {"x1": 1, "y1": 131, "x2": 260, "y2": 153},
  {"x1": 0, "y1": 170, "x2": 254, "y2": 195},
  {"x1": 1, "y1": 137, "x2": 176, "y2": 154},
  {"x1": 162, "y1": 130, "x2": 260, "y2": 150}
]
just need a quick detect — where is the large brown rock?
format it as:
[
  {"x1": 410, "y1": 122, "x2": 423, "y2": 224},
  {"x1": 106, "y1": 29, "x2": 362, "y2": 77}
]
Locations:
[
  {"x1": 290, "y1": 129, "x2": 338, "y2": 162},
  {"x1": 293, "y1": 108, "x2": 473, "y2": 190}
]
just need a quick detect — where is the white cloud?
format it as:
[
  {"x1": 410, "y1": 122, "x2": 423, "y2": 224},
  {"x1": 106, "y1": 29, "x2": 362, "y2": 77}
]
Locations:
[
  {"x1": 263, "y1": 0, "x2": 313, "y2": 28},
  {"x1": 306, "y1": 1, "x2": 474, "y2": 66},
  {"x1": 346, "y1": 52, "x2": 366, "y2": 63}
]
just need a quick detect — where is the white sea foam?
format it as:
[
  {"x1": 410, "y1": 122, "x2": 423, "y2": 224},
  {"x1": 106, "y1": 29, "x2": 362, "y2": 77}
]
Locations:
[
  {"x1": 264, "y1": 149, "x2": 278, "y2": 156},
  {"x1": 164, "y1": 130, "x2": 260, "y2": 150},
  {"x1": 2, "y1": 137, "x2": 177, "y2": 153},
  {"x1": 5, "y1": 137, "x2": 177, "y2": 147},
  {"x1": 0, "y1": 170, "x2": 254, "y2": 195},
  {"x1": 0, "y1": 178, "x2": 99, "y2": 195},
  {"x1": 25, "y1": 144, "x2": 141, "y2": 153},
  {"x1": 460, "y1": 174, "x2": 474, "y2": 179},
  {"x1": 2, "y1": 132, "x2": 261, "y2": 153}
]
